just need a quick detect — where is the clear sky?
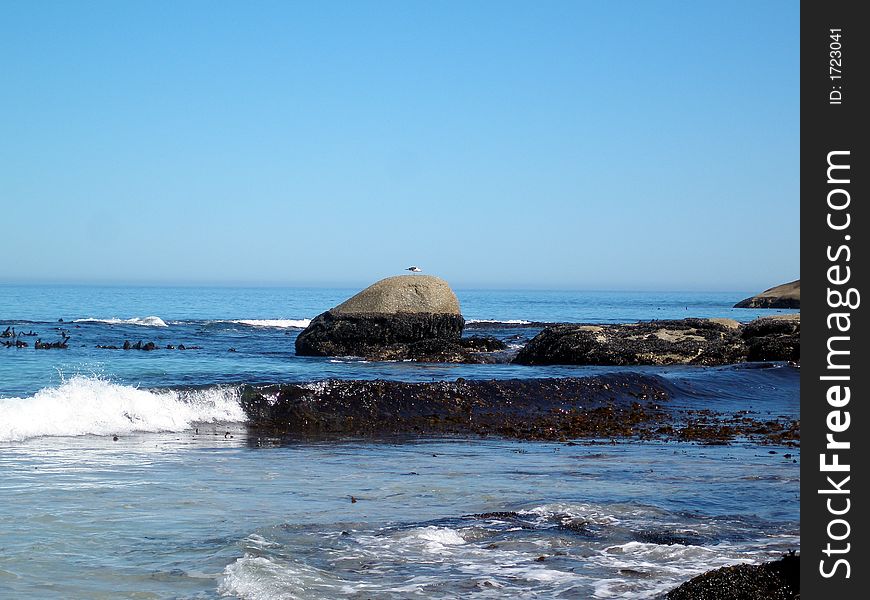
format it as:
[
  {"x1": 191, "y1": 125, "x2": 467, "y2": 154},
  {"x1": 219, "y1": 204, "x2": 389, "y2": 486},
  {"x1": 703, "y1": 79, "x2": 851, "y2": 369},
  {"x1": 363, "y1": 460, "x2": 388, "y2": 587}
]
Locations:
[{"x1": 0, "y1": 1, "x2": 798, "y2": 290}]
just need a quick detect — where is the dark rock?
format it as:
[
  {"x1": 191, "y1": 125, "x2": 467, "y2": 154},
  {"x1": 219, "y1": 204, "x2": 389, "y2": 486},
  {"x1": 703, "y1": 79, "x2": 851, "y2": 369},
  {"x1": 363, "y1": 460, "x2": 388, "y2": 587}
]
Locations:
[
  {"x1": 741, "y1": 315, "x2": 799, "y2": 362},
  {"x1": 666, "y1": 553, "x2": 799, "y2": 599},
  {"x1": 460, "y1": 336, "x2": 508, "y2": 352},
  {"x1": 294, "y1": 274, "x2": 495, "y2": 362},
  {"x1": 514, "y1": 319, "x2": 746, "y2": 366},
  {"x1": 241, "y1": 374, "x2": 673, "y2": 439},
  {"x1": 296, "y1": 311, "x2": 465, "y2": 358},
  {"x1": 514, "y1": 317, "x2": 801, "y2": 366},
  {"x1": 735, "y1": 280, "x2": 800, "y2": 309}
]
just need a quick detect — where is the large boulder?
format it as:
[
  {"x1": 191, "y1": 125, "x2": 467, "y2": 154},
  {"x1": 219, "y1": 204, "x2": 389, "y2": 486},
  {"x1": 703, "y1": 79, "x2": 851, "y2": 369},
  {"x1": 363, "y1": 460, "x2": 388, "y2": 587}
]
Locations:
[
  {"x1": 513, "y1": 316, "x2": 801, "y2": 366},
  {"x1": 295, "y1": 275, "x2": 468, "y2": 360},
  {"x1": 735, "y1": 280, "x2": 800, "y2": 309}
]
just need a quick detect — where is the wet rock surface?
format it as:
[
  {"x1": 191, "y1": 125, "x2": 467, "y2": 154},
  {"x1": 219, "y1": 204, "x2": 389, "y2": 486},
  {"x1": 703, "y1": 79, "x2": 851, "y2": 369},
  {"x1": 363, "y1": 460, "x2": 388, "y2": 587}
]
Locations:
[
  {"x1": 513, "y1": 317, "x2": 799, "y2": 366},
  {"x1": 734, "y1": 280, "x2": 800, "y2": 309},
  {"x1": 295, "y1": 311, "x2": 466, "y2": 358},
  {"x1": 741, "y1": 315, "x2": 800, "y2": 362},
  {"x1": 242, "y1": 374, "x2": 671, "y2": 439},
  {"x1": 666, "y1": 553, "x2": 799, "y2": 599},
  {"x1": 240, "y1": 375, "x2": 800, "y2": 444}
]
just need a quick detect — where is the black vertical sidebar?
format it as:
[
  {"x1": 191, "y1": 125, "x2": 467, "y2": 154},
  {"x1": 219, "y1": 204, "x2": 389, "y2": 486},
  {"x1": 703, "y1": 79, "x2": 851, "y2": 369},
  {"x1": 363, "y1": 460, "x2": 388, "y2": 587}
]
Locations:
[{"x1": 802, "y1": 0, "x2": 868, "y2": 597}]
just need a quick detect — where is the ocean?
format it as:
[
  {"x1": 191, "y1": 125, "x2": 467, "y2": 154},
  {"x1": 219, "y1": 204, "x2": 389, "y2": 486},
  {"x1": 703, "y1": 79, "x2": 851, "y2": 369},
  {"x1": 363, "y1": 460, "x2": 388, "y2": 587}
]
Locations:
[{"x1": 0, "y1": 285, "x2": 799, "y2": 598}]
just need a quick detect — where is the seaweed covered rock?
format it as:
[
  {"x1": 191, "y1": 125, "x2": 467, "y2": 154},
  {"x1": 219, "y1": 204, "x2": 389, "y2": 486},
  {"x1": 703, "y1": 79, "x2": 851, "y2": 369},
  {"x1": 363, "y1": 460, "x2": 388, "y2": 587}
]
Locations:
[
  {"x1": 241, "y1": 374, "x2": 672, "y2": 439},
  {"x1": 734, "y1": 280, "x2": 800, "y2": 309},
  {"x1": 741, "y1": 315, "x2": 800, "y2": 362},
  {"x1": 666, "y1": 553, "x2": 799, "y2": 599}
]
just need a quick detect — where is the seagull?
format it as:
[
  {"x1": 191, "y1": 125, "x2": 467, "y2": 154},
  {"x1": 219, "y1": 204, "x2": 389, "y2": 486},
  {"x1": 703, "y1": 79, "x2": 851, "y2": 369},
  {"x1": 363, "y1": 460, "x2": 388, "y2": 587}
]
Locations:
[{"x1": 406, "y1": 266, "x2": 422, "y2": 273}]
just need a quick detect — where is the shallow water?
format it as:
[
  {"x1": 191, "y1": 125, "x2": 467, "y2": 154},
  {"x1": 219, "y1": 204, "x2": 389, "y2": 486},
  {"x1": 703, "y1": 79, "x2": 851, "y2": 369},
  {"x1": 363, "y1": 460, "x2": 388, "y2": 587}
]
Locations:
[
  {"x1": 0, "y1": 433, "x2": 798, "y2": 599},
  {"x1": 0, "y1": 285, "x2": 799, "y2": 598}
]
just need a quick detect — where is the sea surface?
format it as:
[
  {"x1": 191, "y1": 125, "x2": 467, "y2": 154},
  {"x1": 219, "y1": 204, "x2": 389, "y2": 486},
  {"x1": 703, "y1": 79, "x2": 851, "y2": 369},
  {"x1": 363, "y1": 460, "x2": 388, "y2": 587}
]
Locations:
[{"x1": 0, "y1": 285, "x2": 800, "y2": 598}]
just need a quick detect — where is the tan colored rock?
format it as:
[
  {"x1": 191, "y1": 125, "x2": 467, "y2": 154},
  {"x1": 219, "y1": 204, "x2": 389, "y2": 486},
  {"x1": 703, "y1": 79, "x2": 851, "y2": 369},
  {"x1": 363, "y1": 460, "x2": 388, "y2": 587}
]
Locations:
[
  {"x1": 332, "y1": 275, "x2": 461, "y2": 316},
  {"x1": 295, "y1": 274, "x2": 466, "y2": 360},
  {"x1": 735, "y1": 280, "x2": 800, "y2": 309}
]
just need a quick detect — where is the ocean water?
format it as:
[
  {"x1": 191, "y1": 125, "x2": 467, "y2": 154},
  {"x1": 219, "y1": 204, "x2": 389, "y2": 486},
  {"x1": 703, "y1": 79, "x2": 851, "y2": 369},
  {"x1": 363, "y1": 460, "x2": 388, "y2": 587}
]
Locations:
[{"x1": 0, "y1": 285, "x2": 799, "y2": 598}]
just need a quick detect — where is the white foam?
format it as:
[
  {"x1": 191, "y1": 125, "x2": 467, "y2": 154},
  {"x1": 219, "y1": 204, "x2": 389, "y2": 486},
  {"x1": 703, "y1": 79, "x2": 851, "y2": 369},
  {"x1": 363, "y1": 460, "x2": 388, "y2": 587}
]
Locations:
[
  {"x1": 466, "y1": 319, "x2": 532, "y2": 325},
  {"x1": 411, "y1": 526, "x2": 468, "y2": 548},
  {"x1": 0, "y1": 376, "x2": 246, "y2": 442},
  {"x1": 227, "y1": 319, "x2": 311, "y2": 329},
  {"x1": 219, "y1": 555, "x2": 345, "y2": 599},
  {"x1": 521, "y1": 503, "x2": 621, "y2": 526},
  {"x1": 219, "y1": 555, "x2": 303, "y2": 599},
  {"x1": 588, "y1": 541, "x2": 762, "y2": 599},
  {"x1": 73, "y1": 316, "x2": 168, "y2": 327}
]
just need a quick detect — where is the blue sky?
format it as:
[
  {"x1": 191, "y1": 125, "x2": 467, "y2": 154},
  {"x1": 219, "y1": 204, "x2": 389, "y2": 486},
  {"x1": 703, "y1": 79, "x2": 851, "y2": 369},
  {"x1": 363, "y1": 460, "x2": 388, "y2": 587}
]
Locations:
[{"x1": 0, "y1": 1, "x2": 798, "y2": 290}]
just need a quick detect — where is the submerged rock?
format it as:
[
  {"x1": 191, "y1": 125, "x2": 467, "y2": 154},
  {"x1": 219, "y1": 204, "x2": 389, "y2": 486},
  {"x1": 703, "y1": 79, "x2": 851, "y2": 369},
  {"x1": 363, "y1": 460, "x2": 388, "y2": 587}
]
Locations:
[
  {"x1": 513, "y1": 317, "x2": 799, "y2": 366},
  {"x1": 666, "y1": 553, "x2": 799, "y2": 599},
  {"x1": 295, "y1": 275, "x2": 495, "y2": 362},
  {"x1": 734, "y1": 280, "x2": 800, "y2": 309}
]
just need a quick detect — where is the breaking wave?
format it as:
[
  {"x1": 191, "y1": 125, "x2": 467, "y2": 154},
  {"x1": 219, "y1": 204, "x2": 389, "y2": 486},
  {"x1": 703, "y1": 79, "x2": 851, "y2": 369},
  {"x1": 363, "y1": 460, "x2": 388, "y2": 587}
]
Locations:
[
  {"x1": 73, "y1": 316, "x2": 169, "y2": 327},
  {"x1": 225, "y1": 319, "x2": 311, "y2": 329},
  {"x1": 0, "y1": 376, "x2": 246, "y2": 442}
]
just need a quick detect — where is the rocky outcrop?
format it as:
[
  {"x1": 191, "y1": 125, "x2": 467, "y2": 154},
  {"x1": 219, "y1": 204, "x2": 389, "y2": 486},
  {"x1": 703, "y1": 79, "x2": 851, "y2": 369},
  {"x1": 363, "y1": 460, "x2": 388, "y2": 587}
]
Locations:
[
  {"x1": 239, "y1": 375, "x2": 799, "y2": 444},
  {"x1": 735, "y1": 280, "x2": 800, "y2": 309},
  {"x1": 513, "y1": 317, "x2": 799, "y2": 366},
  {"x1": 741, "y1": 315, "x2": 800, "y2": 362},
  {"x1": 666, "y1": 553, "x2": 799, "y2": 599},
  {"x1": 514, "y1": 319, "x2": 746, "y2": 366},
  {"x1": 296, "y1": 275, "x2": 500, "y2": 362},
  {"x1": 241, "y1": 374, "x2": 673, "y2": 439}
]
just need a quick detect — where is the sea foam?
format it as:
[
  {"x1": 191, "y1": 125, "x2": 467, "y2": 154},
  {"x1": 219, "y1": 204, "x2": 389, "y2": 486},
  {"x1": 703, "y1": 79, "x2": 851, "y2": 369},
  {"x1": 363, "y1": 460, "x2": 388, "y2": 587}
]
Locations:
[
  {"x1": 465, "y1": 319, "x2": 532, "y2": 325},
  {"x1": 227, "y1": 319, "x2": 311, "y2": 329},
  {"x1": 73, "y1": 316, "x2": 168, "y2": 327},
  {"x1": 0, "y1": 376, "x2": 246, "y2": 442}
]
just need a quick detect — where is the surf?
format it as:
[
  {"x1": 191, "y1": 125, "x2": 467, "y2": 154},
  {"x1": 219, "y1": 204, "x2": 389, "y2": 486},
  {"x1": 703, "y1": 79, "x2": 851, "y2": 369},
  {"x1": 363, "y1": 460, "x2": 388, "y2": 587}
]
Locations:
[{"x1": 0, "y1": 376, "x2": 246, "y2": 442}]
